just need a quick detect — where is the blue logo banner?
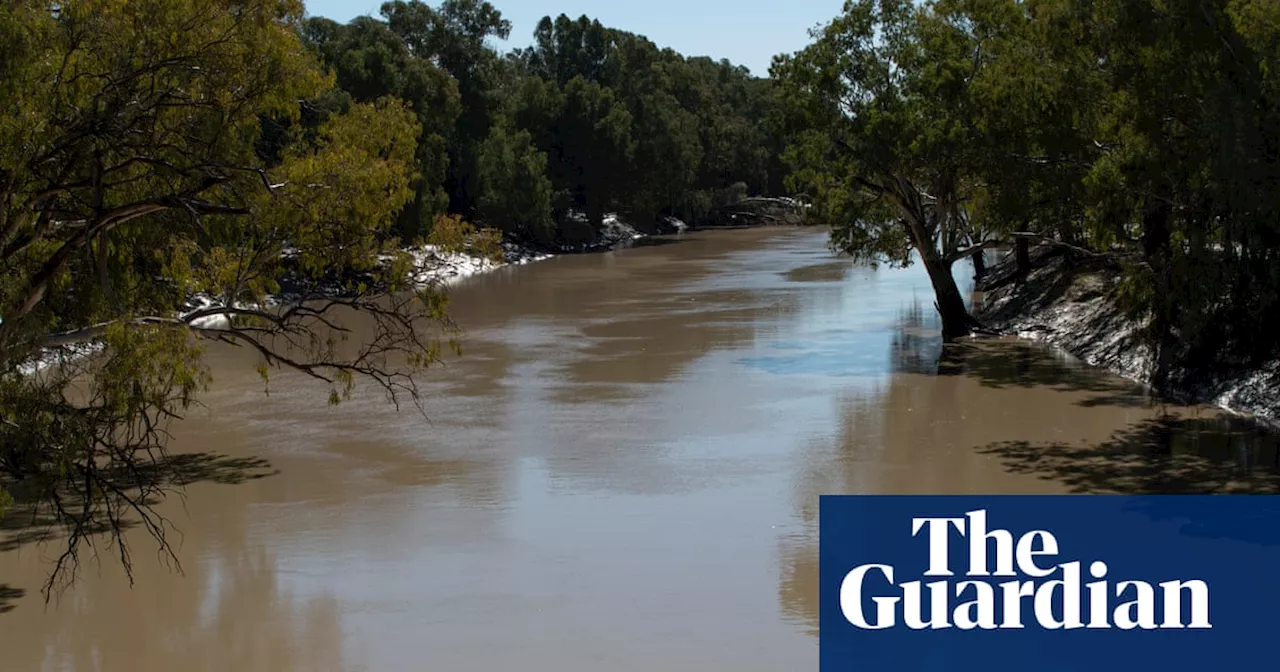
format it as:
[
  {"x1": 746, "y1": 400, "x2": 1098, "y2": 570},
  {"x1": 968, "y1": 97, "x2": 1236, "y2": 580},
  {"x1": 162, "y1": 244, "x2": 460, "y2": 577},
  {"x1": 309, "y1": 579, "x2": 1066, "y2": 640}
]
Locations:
[{"x1": 819, "y1": 495, "x2": 1280, "y2": 671}]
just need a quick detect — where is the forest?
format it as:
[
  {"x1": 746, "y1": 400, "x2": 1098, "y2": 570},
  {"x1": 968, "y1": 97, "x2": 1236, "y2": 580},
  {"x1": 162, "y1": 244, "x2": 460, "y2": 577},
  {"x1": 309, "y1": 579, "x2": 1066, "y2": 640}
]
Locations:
[
  {"x1": 301, "y1": 2, "x2": 790, "y2": 246},
  {"x1": 2, "y1": 0, "x2": 1280, "y2": 591}
]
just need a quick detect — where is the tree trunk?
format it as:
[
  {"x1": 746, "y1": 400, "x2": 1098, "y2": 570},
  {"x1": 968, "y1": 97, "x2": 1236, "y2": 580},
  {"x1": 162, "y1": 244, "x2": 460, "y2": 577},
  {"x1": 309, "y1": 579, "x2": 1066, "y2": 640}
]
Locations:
[
  {"x1": 896, "y1": 205, "x2": 973, "y2": 342},
  {"x1": 921, "y1": 251, "x2": 972, "y2": 342},
  {"x1": 1142, "y1": 198, "x2": 1176, "y2": 394},
  {"x1": 971, "y1": 248, "x2": 987, "y2": 279},
  {"x1": 1015, "y1": 235, "x2": 1030, "y2": 281}
]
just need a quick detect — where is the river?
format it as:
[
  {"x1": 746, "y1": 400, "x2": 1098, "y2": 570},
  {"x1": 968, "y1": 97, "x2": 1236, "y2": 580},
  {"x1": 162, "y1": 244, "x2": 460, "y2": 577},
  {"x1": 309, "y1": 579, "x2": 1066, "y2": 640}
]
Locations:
[{"x1": 1, "y1": 227, "x2": 1276, "y2": 671}]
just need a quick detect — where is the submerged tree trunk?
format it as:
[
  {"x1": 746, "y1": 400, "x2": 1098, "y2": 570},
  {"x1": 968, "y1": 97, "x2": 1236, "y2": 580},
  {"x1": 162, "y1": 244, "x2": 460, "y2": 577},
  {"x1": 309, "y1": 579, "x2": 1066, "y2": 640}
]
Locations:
[
  {"x1": 921, "y1": 250, "x2": 972, "y2": 341},
  {"x1": 896, "y1": 203, "x2": 974, "y2": 342}
]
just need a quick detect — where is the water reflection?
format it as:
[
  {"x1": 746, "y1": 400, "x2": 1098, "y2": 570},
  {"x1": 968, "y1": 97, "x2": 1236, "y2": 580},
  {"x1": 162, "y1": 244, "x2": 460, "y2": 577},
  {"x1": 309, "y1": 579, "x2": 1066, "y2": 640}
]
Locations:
[
  {"x1": 889, "y1": 301, "x2": 944, "y2": 374},
  {"x1": 0, "y1": 583, "x2": 22, "y2": 613},
  {"x1": 0, "y1": 479, "x2": 345, "y2": 671}
]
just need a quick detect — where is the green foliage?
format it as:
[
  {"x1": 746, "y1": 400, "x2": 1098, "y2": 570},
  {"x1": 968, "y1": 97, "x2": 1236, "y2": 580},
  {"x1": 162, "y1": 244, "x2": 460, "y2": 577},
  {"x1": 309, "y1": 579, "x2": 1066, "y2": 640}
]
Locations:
[
  {"x1": 524, "y1": 14, "x2": 621, "y2": 87},
  {"x1": 0, "y1": 0, "x2": 447, "y2": 593},
  {"x1": 426, "y1": 213, "x2": 504, "y2": 263},
  {"x1": 773, "y1": 0, "x2": 1002, "y2": 338},
  {"x1": 381, "y1": 0, "x2": 513, "y2": 217},
  {"x1": 553, "y1": 76, "x2": 636, "y2": 227},
  {"x1": 476, "y1": 122, "x2": 555, "y2": 241},
  {"x1": 511, "y1": 14, "x2": 789, "y2": 235},
  {"x1": 303, "y1": 13, "x2": 461, "y2": 237},
  {"x1": 305, "y1": 5, "x2": 791, "y2": 248},
  {"x1": 778, "y1": 0, "x2": 1280, "y2": 375}
]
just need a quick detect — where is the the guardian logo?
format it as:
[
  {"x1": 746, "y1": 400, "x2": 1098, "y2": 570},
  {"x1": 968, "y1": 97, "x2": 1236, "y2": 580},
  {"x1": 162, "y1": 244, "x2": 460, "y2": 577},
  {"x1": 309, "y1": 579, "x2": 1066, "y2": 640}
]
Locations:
[{"x1": 840, "y1": 509, "x2": 1212, "y2": 631}]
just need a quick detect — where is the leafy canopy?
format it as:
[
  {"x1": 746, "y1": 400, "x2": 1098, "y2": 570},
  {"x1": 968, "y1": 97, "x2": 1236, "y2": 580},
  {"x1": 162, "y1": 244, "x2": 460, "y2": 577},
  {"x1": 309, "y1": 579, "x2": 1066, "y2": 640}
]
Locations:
[{"x1": 0, "y1": 0, "x2": 451, "y2": 593}]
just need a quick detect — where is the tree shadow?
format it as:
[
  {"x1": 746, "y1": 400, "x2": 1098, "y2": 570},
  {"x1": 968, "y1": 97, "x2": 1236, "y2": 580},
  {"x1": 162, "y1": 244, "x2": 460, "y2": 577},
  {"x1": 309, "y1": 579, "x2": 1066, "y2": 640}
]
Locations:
[
  {"x1": 0, "y1": 452, "x2": 277, "y2": 554},
  {"x1": 977, "y1": 415, "x2": 1280, "y2": 494},
  {"x1": 158, "y1": 453, "x2": 278, "y2": 486},
  {"x1": 0, "y1": 584, "x2": 23, "y2": 614},
  {"x1": 936, "y1": 340, "x2": 1152, "y2": 401},
  {"x1": 889, "y1": 299, "x2": 1153, "y2": 407},
  {"x1": 0, "y1": 504, "x2": 142, "y2": 553},
  {"x1": 783, "y1": 261, "x2": 852, "y2": 283},
  {"x1": 978, "y1": 245, "x2": 1114, "y2": 322},
  {"x1": 889, "y1": 301, "x2": 1148, "y2": 406}
]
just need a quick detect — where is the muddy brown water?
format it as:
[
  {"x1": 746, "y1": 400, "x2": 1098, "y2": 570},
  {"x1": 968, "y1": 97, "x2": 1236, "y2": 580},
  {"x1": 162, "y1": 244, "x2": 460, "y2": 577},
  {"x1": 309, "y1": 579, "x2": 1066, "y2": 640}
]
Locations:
[{"x1": 2, "y1": 227, "x2": 1277, "y2": 671}]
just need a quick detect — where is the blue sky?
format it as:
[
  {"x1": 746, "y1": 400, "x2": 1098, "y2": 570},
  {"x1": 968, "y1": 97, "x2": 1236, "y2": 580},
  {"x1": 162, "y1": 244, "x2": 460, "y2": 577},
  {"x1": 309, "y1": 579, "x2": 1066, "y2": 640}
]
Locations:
[{"x1": 304, "y1": 0, "x2": 844, "y2": 77}]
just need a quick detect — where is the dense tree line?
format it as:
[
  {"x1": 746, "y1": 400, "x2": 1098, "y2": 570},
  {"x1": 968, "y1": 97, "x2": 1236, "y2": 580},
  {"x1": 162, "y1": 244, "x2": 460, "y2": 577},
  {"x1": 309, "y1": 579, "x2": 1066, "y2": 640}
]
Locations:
[
  {"x1": 303, "y1": 2, "x2": 788, "y2": 247},
  {"x1": 774, "y1": 0, "x2": 1280, "y2": 391}
]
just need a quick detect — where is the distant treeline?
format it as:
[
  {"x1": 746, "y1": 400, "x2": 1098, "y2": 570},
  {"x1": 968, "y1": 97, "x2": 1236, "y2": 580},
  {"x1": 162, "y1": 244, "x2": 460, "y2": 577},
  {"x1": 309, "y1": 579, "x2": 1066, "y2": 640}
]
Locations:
[{"x1": 296, "y1": 2, "x2": 790, "y2": 246}]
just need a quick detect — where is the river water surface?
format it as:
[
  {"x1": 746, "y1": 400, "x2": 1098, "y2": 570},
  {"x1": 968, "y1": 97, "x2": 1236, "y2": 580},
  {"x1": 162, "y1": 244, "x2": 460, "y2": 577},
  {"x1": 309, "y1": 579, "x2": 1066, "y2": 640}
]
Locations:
[{"x1": 2, "y1": 227, "x2": 1277, "y2": 671}]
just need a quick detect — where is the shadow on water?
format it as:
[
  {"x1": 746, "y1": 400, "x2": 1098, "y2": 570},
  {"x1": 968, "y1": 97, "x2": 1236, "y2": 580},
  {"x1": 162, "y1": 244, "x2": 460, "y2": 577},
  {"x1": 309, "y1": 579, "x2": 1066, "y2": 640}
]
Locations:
[
  {"x1": 0, "y1": 584, "x2": 22, "y2": 614},
  {"x1": 891, "y1": 298, "x2": 1154, "y2": 406},
  {"x1": 0, "y1": 452, "x2": 277, "y2": 556},
  {"x1": 160, "y1": 453, "x2": 278, "y2": 486},
  {"x1": 782, "y1": 261, "x2": 852, "y2": 283},
  {"x1": 886, "y1": 298, "x2": 1280, "y2": 492},
  {"x1": 935, "y1": 342, "x2": 1152, "y2": 404},
  {"x1": 977, "y1": 415, "x2": 1280, "y2": 494}
]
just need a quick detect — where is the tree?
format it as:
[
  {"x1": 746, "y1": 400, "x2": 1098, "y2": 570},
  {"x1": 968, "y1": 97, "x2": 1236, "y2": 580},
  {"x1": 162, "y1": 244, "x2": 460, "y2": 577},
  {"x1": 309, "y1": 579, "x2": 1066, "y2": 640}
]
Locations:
[
  {"x1": 303, "y1": 13, "x2": 461, "y2": 238},
  {"x1": 553, "y1": 77, "x2": 636, "y2": 231},
  {"x1": 961, "y1": 0, "x2": 1280, "y2": 388},
  {"x1": 773, "y1": 0, "x2": 999, "y2": 340},
  {"x1": 524, "y1": 14, "x2": 620, "y2": 88},
  {"x1": 606, "y1": 34, "x2": 703, "y2": 225},
  {"x1": 475, "y1": 119, "x2": 555, "y2": 241},
  {"x1": 512, "y1": 14, "x2": 789, "y2": 235},
  {"x1": 381, "y1": 0, "x2": 512, "y2": 217},
  {"x1": 781, "y1": 0, "x2": 1280, "y2": 381},
  {"x1": 0, "y1": 0, "x2": 449, "y2": 594},
  {"x1": 1066, "y1": 0, "x2": 1280, "y2": 390}
]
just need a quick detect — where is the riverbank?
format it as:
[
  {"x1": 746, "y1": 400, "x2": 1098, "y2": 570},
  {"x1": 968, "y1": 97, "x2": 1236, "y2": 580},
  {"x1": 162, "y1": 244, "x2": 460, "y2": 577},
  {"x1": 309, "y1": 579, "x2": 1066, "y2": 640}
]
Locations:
[
  {"x1": 18, "y1": 216, "x2": 649, "y2": 373},
  {"x1": 21, "y1": 210, "x2": 814, "y2": 375},
  {"x1": 976, "y1": 246, "x2": 1280, "y2": 426},
  {"x1": 177, "y1": 234, "x2": 601, "y2": 332}
]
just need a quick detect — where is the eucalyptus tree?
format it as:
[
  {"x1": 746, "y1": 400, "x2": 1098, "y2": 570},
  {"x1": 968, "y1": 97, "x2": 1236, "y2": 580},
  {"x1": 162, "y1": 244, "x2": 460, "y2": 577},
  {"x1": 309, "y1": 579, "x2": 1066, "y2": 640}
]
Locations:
[
  {"x1": 0, "y1": 0, "x2": 448, "y2": 593},
  {"x1": 303, "y1": 13, "x2": 461, "y2": 237},
  {"x1": 382, "y1": 0, "x2": 513, "y2": 216},
  {"x1": 515, "y1": 13, "x2": 787, "y2": 234},
  {"x1": 779, "y1": 0, "x2": 1280, "y2": 379},
  {"x1": 1063, "y1": 0, "x2": 1280, "y2": 389},
  {"x1": 773, "y1": 0, "x2": 1005, "y2": 340}
]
